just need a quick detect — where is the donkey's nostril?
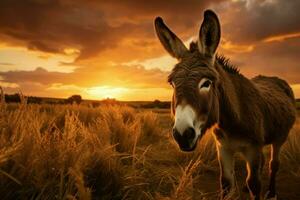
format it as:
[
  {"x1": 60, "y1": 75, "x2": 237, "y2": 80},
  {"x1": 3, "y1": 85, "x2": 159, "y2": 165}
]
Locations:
[
  {"x1": 183, "y1": 127, "x2": 196, "y2": 140},
  {"x1": 172, "y1": 128, "x2": 180, "y2": 141}
]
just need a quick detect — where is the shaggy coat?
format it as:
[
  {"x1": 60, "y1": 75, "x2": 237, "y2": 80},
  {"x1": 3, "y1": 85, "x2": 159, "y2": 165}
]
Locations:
[{"x1": 154, "y1": 10, "x2": 296, "y2": 200}]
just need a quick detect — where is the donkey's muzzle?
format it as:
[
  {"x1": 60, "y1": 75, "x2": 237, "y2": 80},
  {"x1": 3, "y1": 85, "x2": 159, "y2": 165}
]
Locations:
[{"x1": 172, "y1": 127, "x2": 197, "y2": 152}]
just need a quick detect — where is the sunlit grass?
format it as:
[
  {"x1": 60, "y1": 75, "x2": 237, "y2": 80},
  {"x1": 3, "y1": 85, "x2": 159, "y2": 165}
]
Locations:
[{"x1": 0, "y1": 97, "x2": 299, "y2": 199}]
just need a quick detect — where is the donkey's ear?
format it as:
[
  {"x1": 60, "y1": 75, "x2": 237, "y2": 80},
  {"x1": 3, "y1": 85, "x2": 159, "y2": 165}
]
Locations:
[
  {"x1": 198, "y1": 10, "x2": 220, "y2": 59},
  {"x1": 154, "y1": 17, "x2": 188, "y2": 59}
]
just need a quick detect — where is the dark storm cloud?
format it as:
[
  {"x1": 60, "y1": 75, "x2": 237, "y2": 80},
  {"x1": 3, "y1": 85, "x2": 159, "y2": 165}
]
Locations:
[
  {"x1": 0, "y1": 0, "x2": 299, "y2": 58},
  {"x1": 211, "y1": 0, "x2": 300, "y2": 86},
  {"x1": 0, "y1": 0, "x2": 223, "y2": 60},
  {"x1": 215, "y1": 0, "x2": 300, "y2": 43},
  {"x1": 225, "y1": 37, "x2": 300, "y2": 84},
  {"x1": 0, "y1": 0, "x2": 142, "y2": 59}
]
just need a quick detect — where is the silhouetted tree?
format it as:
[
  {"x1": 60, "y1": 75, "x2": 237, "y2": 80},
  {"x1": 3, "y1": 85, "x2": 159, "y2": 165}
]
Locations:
[
  {"x1": 27, "y1": 96, "x2": 42, "y2": 104},
  {"x1": 66, "y1": 95, "x2": 82, "y2": 104},
  {"x1": 142, "y1": 99, "x2": 170, "y2": 109},
  {"x1": 5, "y1": 93, "x2": 21, "y2": 103}
]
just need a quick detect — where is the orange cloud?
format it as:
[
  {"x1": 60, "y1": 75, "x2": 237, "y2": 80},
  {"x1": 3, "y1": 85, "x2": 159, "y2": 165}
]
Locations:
[
  {"x1": 263, "y1": 32, "x2": 300, "y2": 43},
  {"x1": 221, "y1": 39, "x2": 254, "y2": 53}
]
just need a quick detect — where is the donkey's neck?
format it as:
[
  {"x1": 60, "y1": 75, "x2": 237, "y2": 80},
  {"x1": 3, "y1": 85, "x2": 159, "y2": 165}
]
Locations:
[
  {"x1": 215, "y1": 63, "x2": 244, "y2": 127},
  {"x1": 214, "y1": 61, "x2": 266, "y2": 144}
]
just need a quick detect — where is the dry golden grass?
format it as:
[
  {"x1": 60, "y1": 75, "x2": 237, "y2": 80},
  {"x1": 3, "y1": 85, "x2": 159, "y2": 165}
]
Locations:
[{"x1": 0, "y1": 99, "x2": 299, "y2": 200}]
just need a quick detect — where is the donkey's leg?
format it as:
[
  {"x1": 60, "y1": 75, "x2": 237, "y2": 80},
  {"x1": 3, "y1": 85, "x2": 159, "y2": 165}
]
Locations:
[
  {"x1": 244, "y1": 146, "x2": 263, "y2": 200},
  {"x1": 217, "y1": 145, "x2": 235, "y2": 199},
  {"x1": 243, "y1": 151, "x2": 265, "y2": 193},
  {"x1": 267, "y1": 143, "x2": 282, "y2": 198}
]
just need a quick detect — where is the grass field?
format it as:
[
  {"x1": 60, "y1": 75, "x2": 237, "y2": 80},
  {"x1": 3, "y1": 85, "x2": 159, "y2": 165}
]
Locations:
[{"x1": 0, "y1": 100, "x2": 299, "y2": 200}]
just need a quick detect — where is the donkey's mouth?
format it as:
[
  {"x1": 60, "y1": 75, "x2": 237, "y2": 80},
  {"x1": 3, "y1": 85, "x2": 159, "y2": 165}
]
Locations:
[
  {"x1": 178, "y1": 136, "x2": 199, "y2": 152},
  {"x1": 179, "y1": 129, "x2": 206, "y2": 152},
  {"x1": 179, "y1": 143, "x2": 197, "y2": 152}
]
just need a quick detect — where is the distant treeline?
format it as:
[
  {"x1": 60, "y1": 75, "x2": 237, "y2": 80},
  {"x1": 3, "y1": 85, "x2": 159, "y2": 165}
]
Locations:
[
  {"x1": 137, "y1": 100, "x2": 170, "y2": 109},
  {"x1": 1, "y1": 93, "x2": 171, "y2": 109},
  {"x1": 86, "y1": 99, "x2": 171, "y2": 109},
  {"x1": 2, "y1": 93, "x2": 299, "y2": 110},
  {"x1": 3, "y1": 93, "x2": 82, "y2": 105}
]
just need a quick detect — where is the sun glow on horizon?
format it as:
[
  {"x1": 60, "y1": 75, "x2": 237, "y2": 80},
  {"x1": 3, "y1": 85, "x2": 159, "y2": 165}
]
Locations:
[{"x1": 86, "y1": 86, "x2": 129, "y2": 99}]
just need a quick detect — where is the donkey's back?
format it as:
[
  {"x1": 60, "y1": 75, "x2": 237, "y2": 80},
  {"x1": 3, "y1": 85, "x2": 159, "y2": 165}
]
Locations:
[{"x1": 251, "y1": 75, "x2": 296, "y2": 144}]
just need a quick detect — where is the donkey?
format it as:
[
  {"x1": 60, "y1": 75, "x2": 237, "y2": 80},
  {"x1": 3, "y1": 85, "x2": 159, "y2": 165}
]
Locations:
[{"x1": 154, "y1": 10, "x2": 296, "y2": 200}]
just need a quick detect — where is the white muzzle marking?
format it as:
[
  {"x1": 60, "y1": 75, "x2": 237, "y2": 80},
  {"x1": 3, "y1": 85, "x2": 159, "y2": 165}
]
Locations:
[{"x1": 174, "y1": 104, "x2": 204, "y2": 138}]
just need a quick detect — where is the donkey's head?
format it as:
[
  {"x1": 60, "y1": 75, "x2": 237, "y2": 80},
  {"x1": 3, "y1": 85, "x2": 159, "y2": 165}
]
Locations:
[{"x1": 155, "y1": 10, "x2": 221, "y2": 151}]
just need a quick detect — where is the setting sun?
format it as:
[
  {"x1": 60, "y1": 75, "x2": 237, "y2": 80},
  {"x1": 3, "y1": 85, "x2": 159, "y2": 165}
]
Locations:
[{"x1": 86, "y1": 86, "x2": 129, "y2": 99}]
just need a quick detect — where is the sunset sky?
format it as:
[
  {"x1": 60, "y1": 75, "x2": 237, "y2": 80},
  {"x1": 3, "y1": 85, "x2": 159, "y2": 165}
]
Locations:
[{"x1": 0, "y1": 0, "x2": 299, "y2": 101}]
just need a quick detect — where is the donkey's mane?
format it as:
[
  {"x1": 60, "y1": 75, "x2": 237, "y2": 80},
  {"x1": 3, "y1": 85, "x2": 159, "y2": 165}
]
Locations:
[
  {"x1": 189, "y1": 42, "x2": 240, "y2": 75},
  {"x1": 216, "y1": 55, "x2": 240, "y2": 75}
]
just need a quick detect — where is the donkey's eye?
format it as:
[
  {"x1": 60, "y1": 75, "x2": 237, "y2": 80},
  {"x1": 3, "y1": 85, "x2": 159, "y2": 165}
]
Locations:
[
  {"x1": 201, "y1": 80, "x2": 211, "y2": 88},
  {"x1": 198, "y1": 78, "x2": 212, "y2": 92}
]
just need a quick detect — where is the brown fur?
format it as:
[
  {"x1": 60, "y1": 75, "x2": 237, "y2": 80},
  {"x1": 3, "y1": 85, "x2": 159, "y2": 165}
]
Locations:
[
  {"x1": 169, "y1": 41, "x2": 296, "y2": 144},
  {"x1": 154, "y1": 10, "x2": 296, "y2": 200}
]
